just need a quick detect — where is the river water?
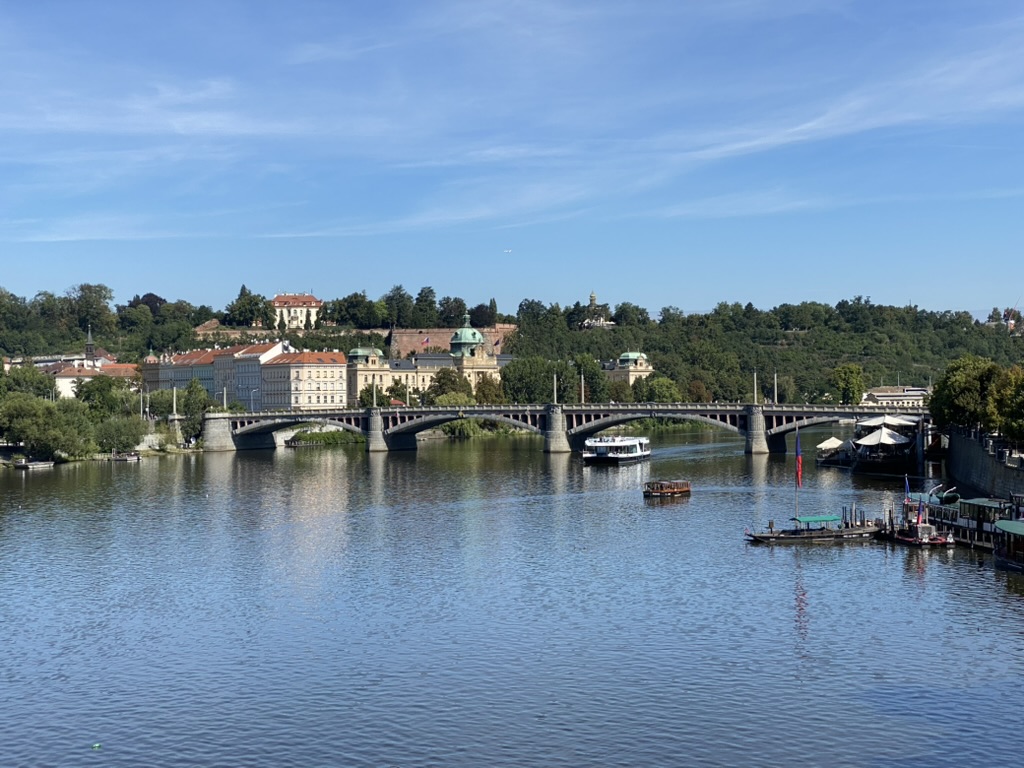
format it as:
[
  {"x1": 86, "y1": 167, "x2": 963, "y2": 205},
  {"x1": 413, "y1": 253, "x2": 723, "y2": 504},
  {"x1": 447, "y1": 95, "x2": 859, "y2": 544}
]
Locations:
[{"x1": 3, "y1": 431, "x2": 1024, "y2": 767}]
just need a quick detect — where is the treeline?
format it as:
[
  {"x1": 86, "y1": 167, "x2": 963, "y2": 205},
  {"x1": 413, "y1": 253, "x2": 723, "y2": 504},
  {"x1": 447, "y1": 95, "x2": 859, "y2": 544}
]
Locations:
[
  {"x1": 2, "y1": 282, "x2": 1022, "y2": 407},
  {"x1": 0, "y1": 283, "x2": 503, "y2": 362},
  {"x1": 504, "y1": 296, "x2": 1023, "y2": 405}
]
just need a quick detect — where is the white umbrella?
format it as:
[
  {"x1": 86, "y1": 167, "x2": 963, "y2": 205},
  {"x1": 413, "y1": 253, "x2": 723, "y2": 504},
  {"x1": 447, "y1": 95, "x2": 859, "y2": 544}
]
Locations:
[
  {"x1": 816, "y1": 436, "x2": 845, "y2": 450},
  {"x1": 854, "y1": 427, "x2": 911, "y2": 446},
  {"x1": 856, "y1": 414, "x2": 917, "y2": 428}
]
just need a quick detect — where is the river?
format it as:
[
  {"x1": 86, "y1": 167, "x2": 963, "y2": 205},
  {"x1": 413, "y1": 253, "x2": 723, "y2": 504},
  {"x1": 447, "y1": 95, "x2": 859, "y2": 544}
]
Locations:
[{"x1": 2, "y1": 431, "x2": 1024, "y2": 767}]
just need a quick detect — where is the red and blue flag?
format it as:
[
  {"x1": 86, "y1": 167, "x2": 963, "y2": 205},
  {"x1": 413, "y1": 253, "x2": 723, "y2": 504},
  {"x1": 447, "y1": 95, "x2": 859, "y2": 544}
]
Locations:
[{"x1": 795, "y1": 429, "x2": 803, "y2": 488}]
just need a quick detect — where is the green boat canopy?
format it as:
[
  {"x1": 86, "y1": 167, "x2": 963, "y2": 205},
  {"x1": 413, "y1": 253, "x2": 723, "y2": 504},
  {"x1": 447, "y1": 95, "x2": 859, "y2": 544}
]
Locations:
[
  {"x1": 995, "y1": 519, "x2": 1024, "y2": 537},
  {"x1": 791, "y1": 515, "x2": 842, "y2": 524}
]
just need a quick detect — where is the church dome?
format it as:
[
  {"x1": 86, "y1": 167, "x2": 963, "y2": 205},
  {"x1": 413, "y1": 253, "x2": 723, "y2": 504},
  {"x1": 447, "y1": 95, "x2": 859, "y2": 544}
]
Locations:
[{"x1": 450, "y1": 314, "x2": 485, "y2": 357}]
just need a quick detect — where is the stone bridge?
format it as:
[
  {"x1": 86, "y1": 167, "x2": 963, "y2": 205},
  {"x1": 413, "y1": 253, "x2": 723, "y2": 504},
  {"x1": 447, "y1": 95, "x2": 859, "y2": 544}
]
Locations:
[{"x1": 201, "y1": 402, "x2": 930, "y2": 454}]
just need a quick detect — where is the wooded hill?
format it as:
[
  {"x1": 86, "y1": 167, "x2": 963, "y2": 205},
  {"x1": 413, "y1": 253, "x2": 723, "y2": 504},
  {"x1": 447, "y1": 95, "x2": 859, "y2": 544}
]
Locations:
[{"x1": 1, "y1": 284, "x2": 1019, "y2": 405}]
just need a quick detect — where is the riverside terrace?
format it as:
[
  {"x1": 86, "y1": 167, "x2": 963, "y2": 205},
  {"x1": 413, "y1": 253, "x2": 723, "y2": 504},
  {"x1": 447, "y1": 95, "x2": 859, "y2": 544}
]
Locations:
[{"x1": 195, "y1": 403, "x2": 931, "y2": 453}]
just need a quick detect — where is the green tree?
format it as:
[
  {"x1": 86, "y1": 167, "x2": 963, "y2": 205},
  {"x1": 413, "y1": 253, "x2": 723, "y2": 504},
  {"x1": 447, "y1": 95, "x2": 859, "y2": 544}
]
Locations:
[
  {"x1": 608, "y1": 379, "x2": 633, "y2": 403},
  {"x1": 987, "y1": 365, "x2": 1024, "y2": 443},
  {"x1": 358, "y1": 383, "x2": 387, "y2": 407},
  {"x1": 422, "y1": 368, "x2": 473, "y2": 405},
  {"x1": 633, "y1": 375, "x2": 681, "y2": 403},
  {"x1": 95, "y1": 416, "x2": 148, "y2": 454},
  {"x1": 382, "y1": 285, "x2": 414, "y2": 328},
  {"x1": 500, "y1": 356, "x2": 552, "y2": 403},
  {"x1": 0, "y1": 394, "x2": 95, "y2": 459},
  {"x1": 146, "y1": 389, "x2": 176, "y2": 419},
  {"x1": 438, "y1": 296, "x2": 468, "y2": 327},
  {"x1": 574, "y1": 354, "x2": 609, "y2": 403},
  {"x1": 410, "y1": 287, "x2": 440, "y2": 327},
  {"x1": 474, "y1": 373, "x2": 505, "y2": 404},
  {"x1": 1, "y1": 364, "x2": 56, "y2": 399},
  {"x1": 180, "y1": 378, "x2": 215, "y2": 441},
  {"x1": 224, "y1": 285, "x2": 274, "y2": 328},
  {"x1": 76, "y1": 375, "x2": 134, "y2": 420},
  {"x1": 832, "y1": 363, "x2": 865, "y2": 405},
  {"x1": 612, "y1": 302, "x2": 652, "y2": 327},
  {"x1": 67, "y1": 283, "x2": 116, "y2": 335},
  {"x1": 930, "y1": 355, "x2": 1002, "y2": 429}
]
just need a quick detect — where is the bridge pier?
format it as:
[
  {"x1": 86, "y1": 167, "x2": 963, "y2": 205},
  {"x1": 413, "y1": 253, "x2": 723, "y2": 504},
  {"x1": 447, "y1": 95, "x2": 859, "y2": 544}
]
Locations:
[
  {"x1": 366, "y1": 409, "x2": 389, "y2": 453},
  {"x1": 201, "y1": 412, "x2": 236, "y2": 451},
  {"x1": 544, "y1": 405, "x2": 572, "y2": 453},
  {"x1": 744, "y1": 405, "x2": 769, "y2": 455}
]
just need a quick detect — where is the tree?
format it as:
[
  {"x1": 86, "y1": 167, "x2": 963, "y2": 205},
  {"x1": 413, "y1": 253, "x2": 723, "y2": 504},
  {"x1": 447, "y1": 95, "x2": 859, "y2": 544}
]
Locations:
[
  {"x1": 474, "y1": 373, "x2": 505, "y2": 404},
  {"x1": 612, "y1": 302, "x2": 652, "y2": 327},
  {"x1": 358, "y1": 383, "x2": 387, "y2": 407},
  {"x1": 95, "y1": 416, "x2": 148, "y2": 454},
  {"x1": 410, "y1": 287, "x2": 440, "y2": 328},
  {"x1": 180, "y1": 378, "x2": 214, "y2": 442},
  {"x1": 146, "y1": 389, "x2": 177, "y2": 419},
  {"x1": 987, "y1": 366, "x2": 1024, "y2": 443},
  {"x1": 0, "y1": 393, "x2": 95, "y2": 459},
  {"x1": 76, "y1": 375, "x2": 134, "y2": 420},
  {"x1": 832, "y1": 364, "x2": 865, "y2": 405},
  {"x1": 224, "y1": 285, "x2": 274, "y2": 328},
  {"x1": 329, "y1": 292, "x2": 386, "y2": 329},
  {"x1": 382, "y1": 285, "x2": 414, "y2": 328},
  {"x1": 633, "y1": 375, "x2": 681, "y2": 403},
  {"x1": 469, "y1": 301, "x2": 497, "y2": 328},
  {"x1": 500, "y1": 356, "x2": 552, "y2": 403},
  {"x1": 438, "y1": 296, "x2": 468, "y2": 327},
  {"x1": 574, "y1": 354, "x2": 609, "y2": 403},
  {"x1": 67, "y1": 283, "x2": 116, "y2": 335},
  {"x1": 422, "y1": 368, "x2": 474, "y2": 405},
  {"x1": 118, "y1": 303, "x2": 154, "y2": 335},
  {"x1": 1, "y1": 364, "x2": 56, "y2": 399},
  {"x1": 608, "y1": 380, "x2": 633, "y2": 403},
  {"x1": 930, "y1": 355, "x2": 1002, "y2": 429}
]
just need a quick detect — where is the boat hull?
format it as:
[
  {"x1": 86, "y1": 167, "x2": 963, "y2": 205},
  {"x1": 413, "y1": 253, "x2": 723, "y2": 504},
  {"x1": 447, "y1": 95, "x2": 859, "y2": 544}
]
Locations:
[
  {"x1": 746, "y1": 526, "x2": 879, "y2": 544},
  {"x1": 584, "y1": 454, "x2": 649, "y2": 465}
]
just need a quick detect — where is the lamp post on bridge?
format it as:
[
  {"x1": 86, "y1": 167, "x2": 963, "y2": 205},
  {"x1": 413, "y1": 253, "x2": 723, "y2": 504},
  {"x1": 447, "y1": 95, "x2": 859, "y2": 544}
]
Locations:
[{"x1": 250, "y1": 388, "x2": 260, "y2": 412}]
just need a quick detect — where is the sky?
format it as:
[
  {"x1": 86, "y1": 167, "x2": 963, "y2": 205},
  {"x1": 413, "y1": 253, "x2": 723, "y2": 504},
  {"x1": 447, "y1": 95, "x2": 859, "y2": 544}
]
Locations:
[{"x1": 2, "y1": 0, "x2": 1023, "y2": 319}]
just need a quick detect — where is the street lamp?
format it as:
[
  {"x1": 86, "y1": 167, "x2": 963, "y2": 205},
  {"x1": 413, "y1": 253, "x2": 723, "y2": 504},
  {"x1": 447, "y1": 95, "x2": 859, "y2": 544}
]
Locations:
[{"x1": 250, "y1": 388, "x2": 260, "y2": 412}]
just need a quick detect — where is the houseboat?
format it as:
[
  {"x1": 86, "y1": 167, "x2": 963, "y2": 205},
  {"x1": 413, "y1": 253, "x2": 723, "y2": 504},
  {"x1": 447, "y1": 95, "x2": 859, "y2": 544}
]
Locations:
[
  {"x1": 643, "y1": 479, "x2": 691, "y2": 499},
  {"x1": 582, "y1": 435, "x2": 651, "y2": 465},
  {"x1": 994, "y1": 519, "x2": 1024, "y2": 573}
]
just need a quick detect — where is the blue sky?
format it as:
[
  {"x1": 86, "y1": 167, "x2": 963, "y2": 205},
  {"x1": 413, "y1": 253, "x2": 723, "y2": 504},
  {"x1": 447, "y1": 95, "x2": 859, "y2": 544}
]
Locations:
[{"x1": 2, "y1": 0, "x2": 1023, "y2": 318}]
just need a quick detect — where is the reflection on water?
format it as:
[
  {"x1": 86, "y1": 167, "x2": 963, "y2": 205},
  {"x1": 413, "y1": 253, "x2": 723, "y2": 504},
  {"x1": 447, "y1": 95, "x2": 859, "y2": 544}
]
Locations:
[{"x1": 2, "y1": 432, "x2": 1024, "y2": 767}]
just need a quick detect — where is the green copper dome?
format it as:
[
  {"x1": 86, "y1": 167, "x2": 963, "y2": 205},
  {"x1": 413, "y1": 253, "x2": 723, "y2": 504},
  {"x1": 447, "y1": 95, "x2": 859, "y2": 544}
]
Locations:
[{"x1": 450, "y1": 314, "x2": 485, "y2": 357}]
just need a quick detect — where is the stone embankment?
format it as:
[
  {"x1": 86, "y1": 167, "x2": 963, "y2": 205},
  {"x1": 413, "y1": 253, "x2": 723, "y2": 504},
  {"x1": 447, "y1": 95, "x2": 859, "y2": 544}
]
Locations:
[{"x1": 948, "y1": 430, "x2": 1024, "y2": 498}]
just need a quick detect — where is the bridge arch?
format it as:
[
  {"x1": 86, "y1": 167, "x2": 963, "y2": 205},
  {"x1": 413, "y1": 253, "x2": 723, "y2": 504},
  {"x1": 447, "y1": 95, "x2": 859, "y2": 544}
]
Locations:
[{"x1": 385, "y1": 413, "x2": 543, "y2": 437}]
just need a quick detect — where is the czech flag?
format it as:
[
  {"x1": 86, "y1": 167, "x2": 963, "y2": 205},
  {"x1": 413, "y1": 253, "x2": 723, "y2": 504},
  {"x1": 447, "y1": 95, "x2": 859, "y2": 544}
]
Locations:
[
  {"x1": 421, "y1": 336, "x2": 430, "y2": 345},
  {"x1": 795, "y1": 429, "x2": 803, "y2": 488},
  {"x1": 904, "y1": 474, "x2": 911, "y2": 503}
]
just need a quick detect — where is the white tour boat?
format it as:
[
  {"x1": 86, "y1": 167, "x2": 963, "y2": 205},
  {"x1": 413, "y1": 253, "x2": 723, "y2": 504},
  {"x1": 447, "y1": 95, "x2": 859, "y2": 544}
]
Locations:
[{"x1": 582, "y1": 435, "x2": 651, "y2": 465}]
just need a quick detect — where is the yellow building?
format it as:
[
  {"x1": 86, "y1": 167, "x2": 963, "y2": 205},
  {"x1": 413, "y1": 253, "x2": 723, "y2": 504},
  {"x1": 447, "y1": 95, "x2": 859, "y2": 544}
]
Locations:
[{"x1": 347, "y1": 314, "x2": 504, "y2": 405}]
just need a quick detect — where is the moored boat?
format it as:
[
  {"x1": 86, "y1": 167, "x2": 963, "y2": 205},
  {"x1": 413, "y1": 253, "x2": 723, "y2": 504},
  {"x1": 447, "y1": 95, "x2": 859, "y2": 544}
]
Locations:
[
  {"x1": 643, "y1": 479, "x2": 691, "y2": 498},
  {"x1": 13, "y1": 459, "x2": 55, "y2": 470},
  {"x1": 111, "y1": 451, "x2": 141, "y2": 462},
  {"x1": 994, "y1": 519, "x2": 1024, "y2": 572},
  {"x1": 745, "y1": 514, "x2": 879, "y2": 544},
  {"x1": 876, "y1": 519, "x2": 955, "y2": 547},
  {"x1": 877, "y1": 478, "x2": 956, "y2": 547},
  {"x1": 582, "y1": 435, "x2": 650, "y2": 465}
]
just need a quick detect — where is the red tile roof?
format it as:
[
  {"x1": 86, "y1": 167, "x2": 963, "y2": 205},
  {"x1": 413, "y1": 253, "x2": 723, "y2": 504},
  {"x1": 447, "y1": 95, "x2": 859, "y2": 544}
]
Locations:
[{"x1": 264, "y1": 351, "x2": 346, "y2": 365}]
